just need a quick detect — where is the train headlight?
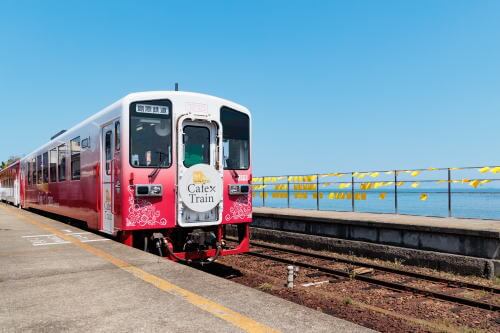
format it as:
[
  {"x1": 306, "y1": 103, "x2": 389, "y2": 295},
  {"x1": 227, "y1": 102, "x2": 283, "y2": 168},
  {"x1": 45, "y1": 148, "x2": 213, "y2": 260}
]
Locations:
[
  {"x1": 150, "y1": 185, "x2": 162, "y2": 195},
  {"x1": 228, "y1": 184, "x2": 249, "y2": 195},
  {"x1": 135, "y1": 184, "x2": 163, "y2": 197}
]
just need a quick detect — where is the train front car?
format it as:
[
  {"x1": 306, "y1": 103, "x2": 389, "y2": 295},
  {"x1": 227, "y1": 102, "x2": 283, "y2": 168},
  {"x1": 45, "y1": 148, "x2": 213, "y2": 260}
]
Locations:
[{"x1": 118, "y1": 92, "x2": 251, "y2": 263}]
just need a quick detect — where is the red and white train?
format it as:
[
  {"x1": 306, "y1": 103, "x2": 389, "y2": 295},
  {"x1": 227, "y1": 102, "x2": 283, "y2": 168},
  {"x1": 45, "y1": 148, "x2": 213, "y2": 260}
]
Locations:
[{"x1": 0, "y1": 91, "x2": 252, "y2": 262}]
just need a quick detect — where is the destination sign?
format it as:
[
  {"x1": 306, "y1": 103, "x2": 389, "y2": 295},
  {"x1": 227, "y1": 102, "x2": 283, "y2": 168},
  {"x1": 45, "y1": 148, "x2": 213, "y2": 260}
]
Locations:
[{"x1": 136, "y1": 104, "x2": 169, "y2": 115}]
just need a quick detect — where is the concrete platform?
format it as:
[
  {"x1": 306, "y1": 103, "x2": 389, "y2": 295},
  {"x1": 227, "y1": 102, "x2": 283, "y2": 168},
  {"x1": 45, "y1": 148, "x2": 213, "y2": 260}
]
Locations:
[
  {"x1": 0, "y1": 204, "x2": 371, "y2": 333},
  {"x1": 252, "y1": 207, "x2": 500, "y2": 278}
]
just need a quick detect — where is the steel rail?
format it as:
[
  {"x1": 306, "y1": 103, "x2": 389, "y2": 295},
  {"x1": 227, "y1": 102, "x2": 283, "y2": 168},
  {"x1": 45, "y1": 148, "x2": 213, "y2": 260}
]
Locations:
[
  {"x1": 246, "y1": 250, "x2": 500, "y2": 312},
  {"x1": 249, "y1": 240, "x2": 500, "y2": 294}
]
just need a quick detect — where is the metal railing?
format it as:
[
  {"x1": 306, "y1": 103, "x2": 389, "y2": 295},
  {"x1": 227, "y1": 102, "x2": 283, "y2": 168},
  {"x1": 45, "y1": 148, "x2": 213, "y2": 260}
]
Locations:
[{"x1": 251, "y1": 166, "x2": 500, "y2": 220}]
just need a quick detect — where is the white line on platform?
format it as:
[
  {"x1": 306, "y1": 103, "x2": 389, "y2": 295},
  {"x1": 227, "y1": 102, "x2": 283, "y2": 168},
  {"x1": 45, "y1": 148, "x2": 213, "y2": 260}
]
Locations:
[
  {"x1": 81, "y1": 239, "x2": 110, "y2": 243},
  {"x1": 33, "y1": 241, "x2": 71, "y2": 246},
  {"x1": 65, "y1": 232, "x2": 91, "y2": 235},
  {"x1": 22, "y1": 234, "x2": 54, "y2": 238}
]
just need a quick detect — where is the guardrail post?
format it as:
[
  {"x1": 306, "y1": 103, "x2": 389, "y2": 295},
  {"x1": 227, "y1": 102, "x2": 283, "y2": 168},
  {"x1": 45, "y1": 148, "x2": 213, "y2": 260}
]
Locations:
[
  {"x1": 287, "y1": 176, "x2": 290, "y2": 208},
  {"x1": 351, "y1": 172, "x2": 355, "y2": 212},
  {"x1": 316, "y1": 174, "x2": 320, "y2": 210},
  {"x1": 262, "y1": 177, "x2": 266, "y2": 207},
  {"x1": 448, "y1": 168, "x2": 452, "y2": 217},
  {"x1": 394, "y1": 170, "x2": 398, "y2": 214}
]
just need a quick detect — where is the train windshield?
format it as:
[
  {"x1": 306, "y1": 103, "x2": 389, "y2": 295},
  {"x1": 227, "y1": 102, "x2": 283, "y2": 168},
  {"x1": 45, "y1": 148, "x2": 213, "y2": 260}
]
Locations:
[
  {"x1": 221, "y1": 107, "x2": 250, "y2": 170},
  {"x1": 130, "y1": 100, "x2": 172, "y2": 168}
]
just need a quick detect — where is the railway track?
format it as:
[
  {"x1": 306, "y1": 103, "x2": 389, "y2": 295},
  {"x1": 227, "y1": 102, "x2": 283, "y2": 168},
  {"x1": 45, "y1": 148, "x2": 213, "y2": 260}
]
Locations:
[{"x1": 244, "y1": 240, "x2": 500, "y2": 312}]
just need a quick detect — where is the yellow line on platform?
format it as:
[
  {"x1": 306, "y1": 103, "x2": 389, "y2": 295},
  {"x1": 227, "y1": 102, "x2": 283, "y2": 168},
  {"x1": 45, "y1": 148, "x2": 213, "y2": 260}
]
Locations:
[{"x1": 0, "y1": 205, "x2": 279, "y2": 333}]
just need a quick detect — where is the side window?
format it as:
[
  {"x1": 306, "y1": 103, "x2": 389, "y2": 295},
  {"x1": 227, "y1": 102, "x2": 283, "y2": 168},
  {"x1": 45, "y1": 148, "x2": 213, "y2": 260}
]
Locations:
[
  {"x1": 31, "y1": 159, "x2": 36, "y2": 185},
  {"x1": 105, "y1": 130, "x2": 112, "y2": 175},
  {"x1": 36, "y1": 155, "x2": 42, "y2": 184},
  {"x1": 220, "y1": 107, "x2": 250, "y2": 170},
  {"x1": 70, "y1": 137, "x2": 81, "y2": 180},
  {"x1": 49, "y1": 148, "x2": 57, "y2": 182},
  {"x1": 115, "y1": 121, "x2": 120, "y2": 151},
  {"x1": 42, "y1": 152, "x2": 49, "y2": 183},
  {"x1": 27, "y1": 161, "x2": 31, "y2": 185},
  {"x1": 58, "y1": 144, "x2": 67, "y2": 181}
]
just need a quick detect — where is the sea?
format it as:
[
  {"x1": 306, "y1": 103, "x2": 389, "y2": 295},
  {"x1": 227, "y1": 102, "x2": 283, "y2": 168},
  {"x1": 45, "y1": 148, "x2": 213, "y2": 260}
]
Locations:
[{"x1": 252, "y1": 188, "x2": 500, "y2": 221}]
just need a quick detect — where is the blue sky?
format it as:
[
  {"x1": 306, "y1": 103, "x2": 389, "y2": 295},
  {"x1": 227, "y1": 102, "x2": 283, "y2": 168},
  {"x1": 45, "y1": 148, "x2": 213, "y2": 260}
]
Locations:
[{"x1": 1, "y1": 1, "x2": 499, "y2": 175}]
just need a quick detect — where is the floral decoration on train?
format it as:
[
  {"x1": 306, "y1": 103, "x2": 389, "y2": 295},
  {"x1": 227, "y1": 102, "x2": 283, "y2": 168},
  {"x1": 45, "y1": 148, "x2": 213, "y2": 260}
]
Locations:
[
  {"x1": 225, "y1": 194, "x2": 252, "y2": 221},
  {"x1": 125, "y1": 186, "x2": 167, "y2": 227}
]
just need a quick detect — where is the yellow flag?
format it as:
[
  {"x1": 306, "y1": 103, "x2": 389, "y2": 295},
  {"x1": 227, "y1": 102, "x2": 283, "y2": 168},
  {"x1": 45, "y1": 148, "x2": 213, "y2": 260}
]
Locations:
[
  {"x1": 385, "y1": 171, "x2": 394, "y2": 175},
  {"x1": 427, "y1": 167, "x2": 438, "y2": 171},
  {"x1": 410, "y1": 171, "x2": 420, "y2": 177},
  {"x1": 436, "y1": 180, "x2": 447, "y2": 184},
  {"x1": 370, "y1": 172, "x2": 380, "y2": 178},
  {"x1": 479, "y1": 166, "x2": 490, "y2": 173},
  {"x1": 379, "y1": 193, "x2": 386, "y2": 200},
  {"x1": 396, "y1": 181, "x2": 405, "y2": 186},
  {"x1": 420, "y1": 193, "x2": 428, "y2": 201},
  {"x1": 411, "y1": 182, "x2": 420, "y2": 188},
  {"x1": 480, "y1": 179, "x2": 491, "y2": 185},
  {"x1": 469, "y1": 180, "x2": 480, "y2": 188},
  {"x1": 491, "y1": 167, "x2": 500, "y2": 174}
]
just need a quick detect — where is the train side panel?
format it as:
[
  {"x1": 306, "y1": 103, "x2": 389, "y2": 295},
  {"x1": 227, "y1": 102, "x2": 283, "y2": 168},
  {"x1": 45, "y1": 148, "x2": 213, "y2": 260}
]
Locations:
[{"x1": 21, "y1": 105, "x2": 123, "y2": 232}]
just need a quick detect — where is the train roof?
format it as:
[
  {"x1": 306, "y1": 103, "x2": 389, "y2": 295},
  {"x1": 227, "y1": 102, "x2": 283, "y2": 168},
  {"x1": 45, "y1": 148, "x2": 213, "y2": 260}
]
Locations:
[
  {"x1": 0, "y1": 160, "x2": 20, "y2": 173},
  {"x1": 20, "y1": 91, "x2": 250, "y2": 161}
]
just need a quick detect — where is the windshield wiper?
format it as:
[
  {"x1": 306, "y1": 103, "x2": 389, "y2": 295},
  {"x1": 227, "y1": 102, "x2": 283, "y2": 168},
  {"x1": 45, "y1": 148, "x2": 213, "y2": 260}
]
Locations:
[{"x1": 148, "y1": 151, "x2": 166, "y2": 180}]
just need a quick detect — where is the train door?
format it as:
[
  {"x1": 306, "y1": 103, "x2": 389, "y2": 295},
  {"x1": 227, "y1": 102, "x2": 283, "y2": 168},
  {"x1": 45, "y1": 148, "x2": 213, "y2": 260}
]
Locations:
[
  {"x1": 13, "y1": 168, "x2": 19, "y2": 206},
  {"x1": 177, "y1": 117, "x2": 223, "y2": 226},
  {"x1": 101, "y1": 122, "x2": 116, "y2": 234}
]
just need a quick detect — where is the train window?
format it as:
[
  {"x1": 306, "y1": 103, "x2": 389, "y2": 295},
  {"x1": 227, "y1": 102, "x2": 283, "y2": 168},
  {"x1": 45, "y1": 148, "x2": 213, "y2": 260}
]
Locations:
[
  {"x1": 183, "y1": 126, "x2": 210, "y2": 167},
  {"x1": 49, "y1": 148, "x2": 57, "y2": 182},
  {"x1": 31, "y1": 158, "x2": 36, "y2": 185},
  {"x1": 58, "y1": 144, "x2": 67, "y2": 181},
  {"x1": 27, "y1": 161, "x2": 31, "y2": 185},
  {"x1": 70, "y1": 137, "x2": 81, "y2": 180},
  {"x1": 42, "y1": 152, "x2": 49, "y2": 183},
  {"x1": 129, "y1": 100, "x2": 172, "y2": 168},
  {"x1": 220, "y1": 107, "x2": 250, "y2": 170},
  {"x1": 36, "y1": 155, "x2": 42, "y2": 184},
  {"x1": 105, "y1": 130, "x2": 112, "y2": 175},
  {"x1": 115, "y1": 121, "x2": 120, "y2": 151}
]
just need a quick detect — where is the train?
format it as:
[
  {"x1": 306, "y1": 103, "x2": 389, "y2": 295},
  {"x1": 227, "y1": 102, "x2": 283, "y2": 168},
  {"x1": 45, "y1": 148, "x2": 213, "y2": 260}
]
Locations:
[{"x1": 0, "y1": 91, "x2": 252, "y2": 263}]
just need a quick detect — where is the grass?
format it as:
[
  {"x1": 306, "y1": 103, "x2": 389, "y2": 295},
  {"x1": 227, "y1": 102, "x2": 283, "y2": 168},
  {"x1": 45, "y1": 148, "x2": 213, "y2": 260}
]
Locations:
[
  {"x1": 257, "y1": 282, "x2": 274, "y2": 291},
  {"x1": 343, "y1": 297, "x2": 353, "y2": 305}
]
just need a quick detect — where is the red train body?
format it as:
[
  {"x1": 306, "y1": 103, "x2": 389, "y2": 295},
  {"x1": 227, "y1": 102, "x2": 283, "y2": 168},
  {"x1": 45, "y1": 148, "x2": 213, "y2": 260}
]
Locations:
[{"x1": 1, "y1": 92, "x2": 252, "y2": 262}]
